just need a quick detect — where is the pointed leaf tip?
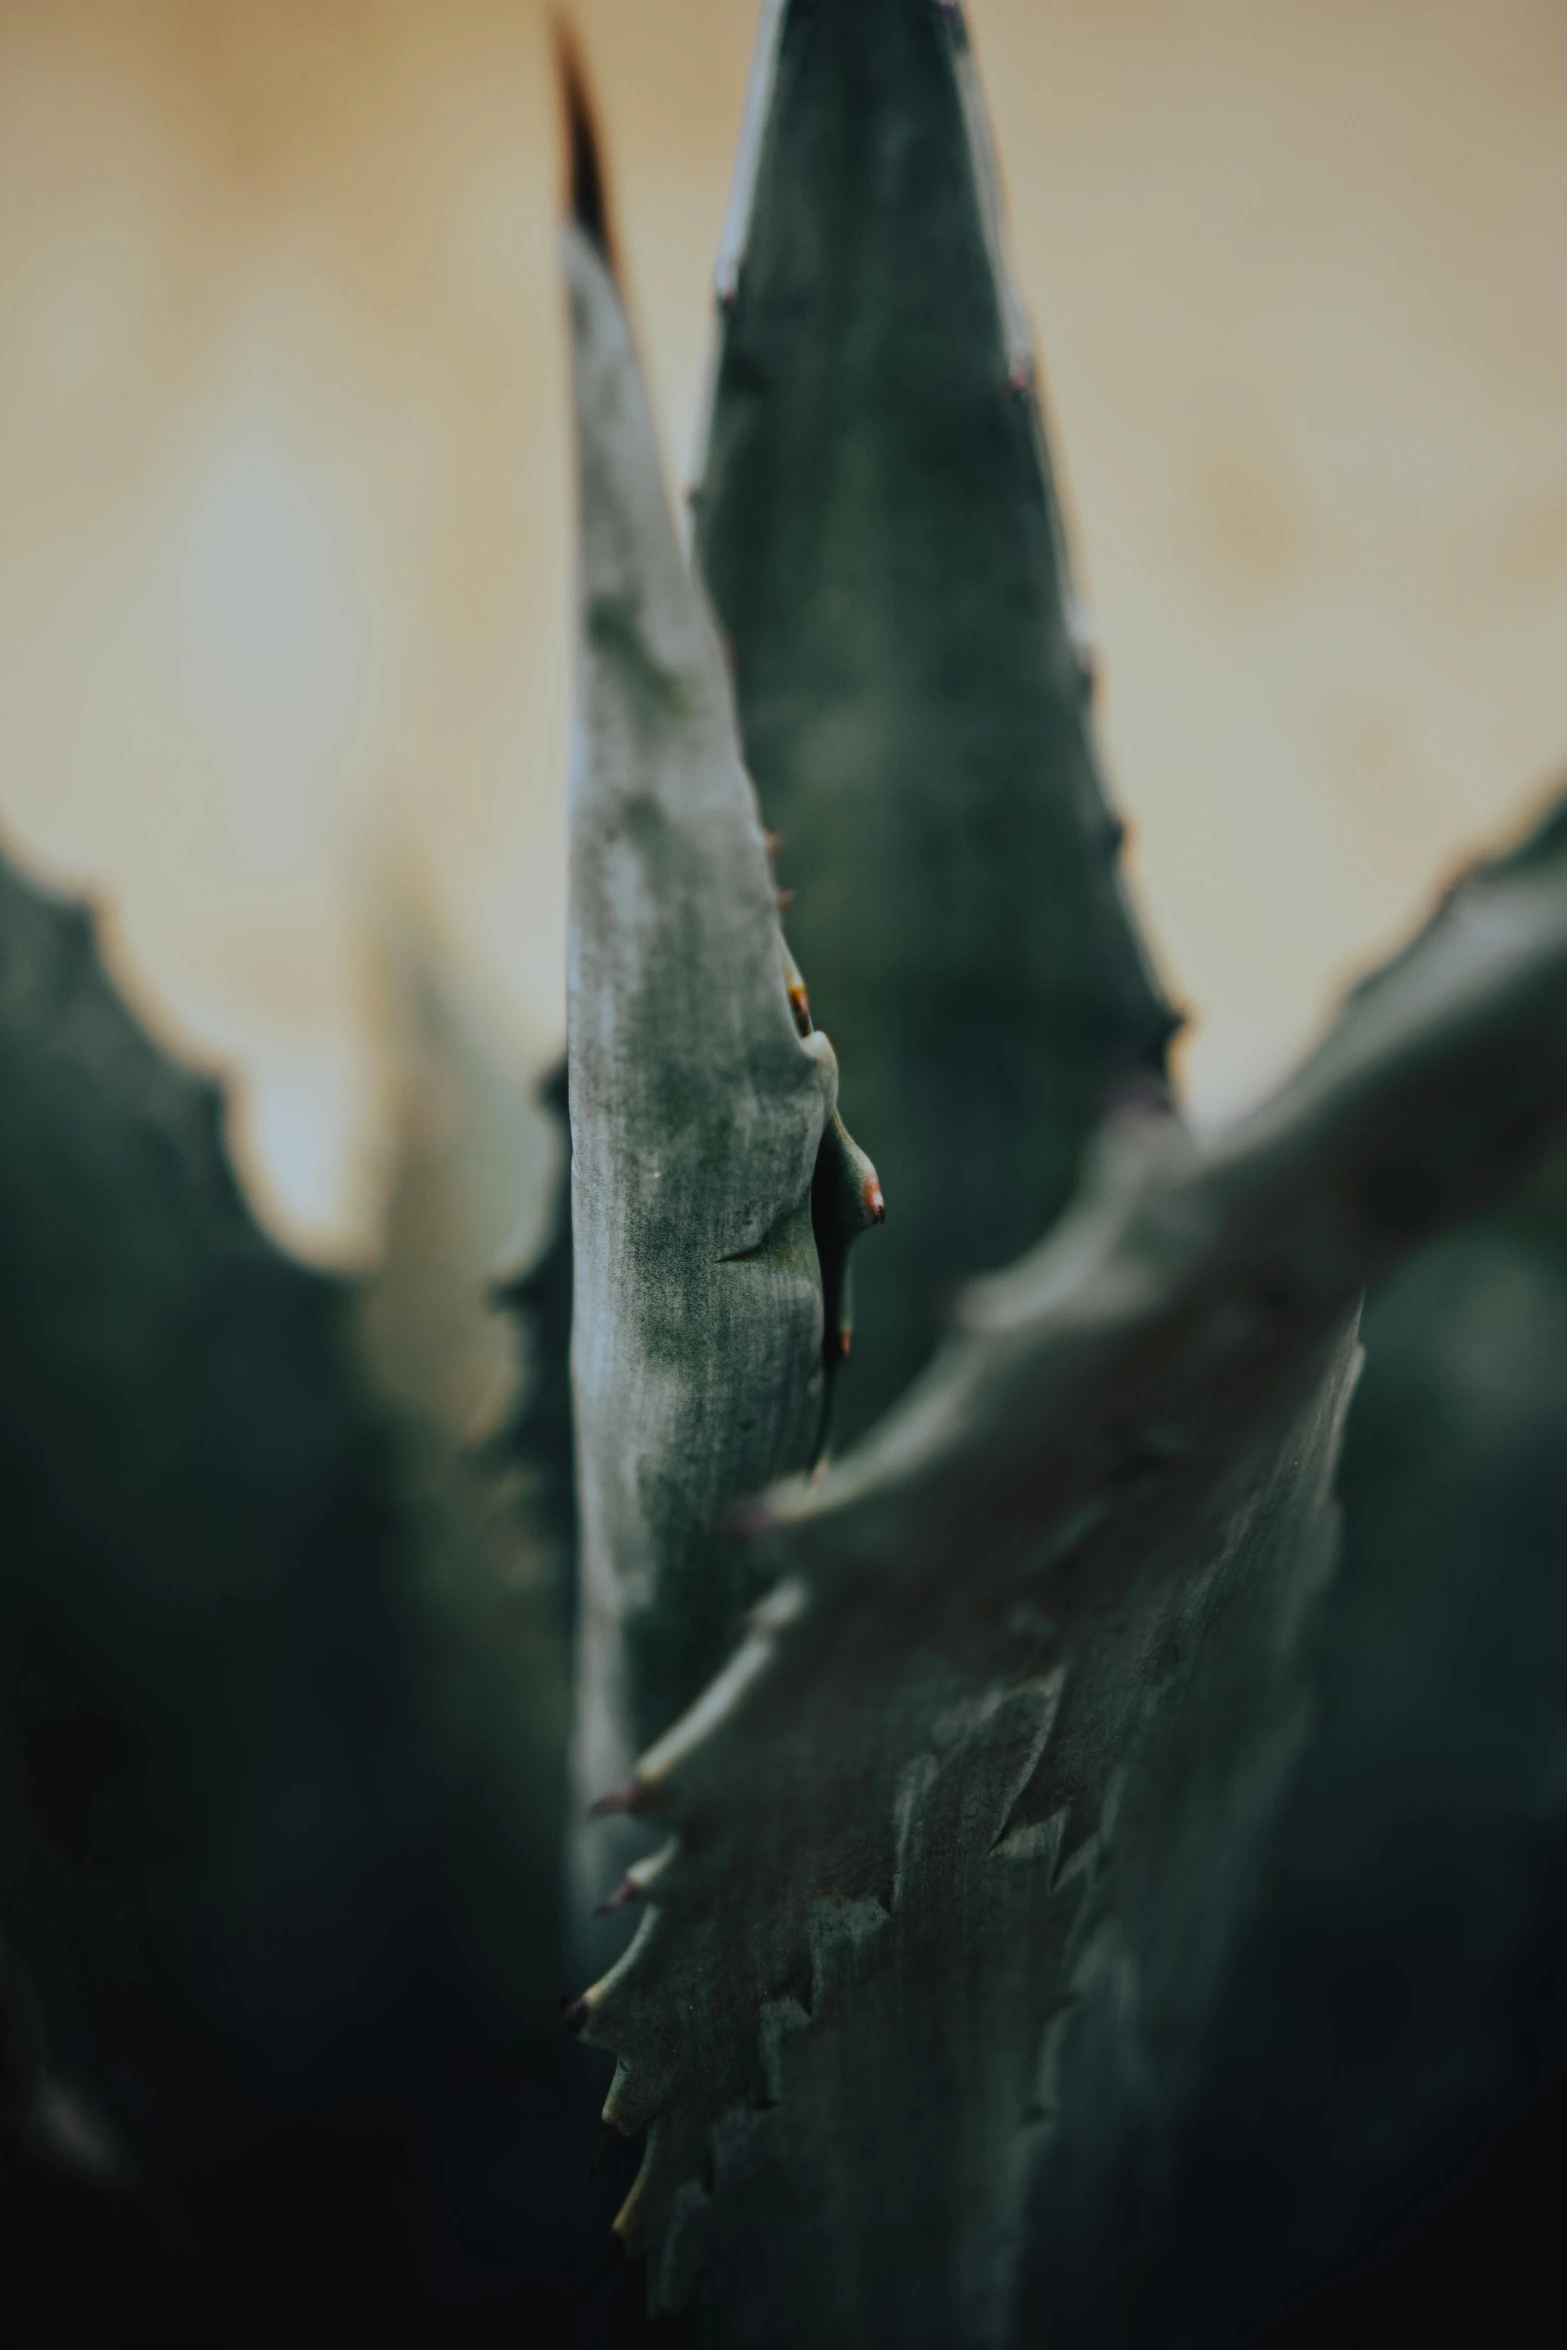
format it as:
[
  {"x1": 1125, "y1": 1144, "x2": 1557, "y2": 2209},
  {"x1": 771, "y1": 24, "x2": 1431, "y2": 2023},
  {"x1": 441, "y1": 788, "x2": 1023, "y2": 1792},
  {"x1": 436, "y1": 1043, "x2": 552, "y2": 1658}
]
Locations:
[{"x1": 554, "y1": 21, "x2": 616, "y2": 270}]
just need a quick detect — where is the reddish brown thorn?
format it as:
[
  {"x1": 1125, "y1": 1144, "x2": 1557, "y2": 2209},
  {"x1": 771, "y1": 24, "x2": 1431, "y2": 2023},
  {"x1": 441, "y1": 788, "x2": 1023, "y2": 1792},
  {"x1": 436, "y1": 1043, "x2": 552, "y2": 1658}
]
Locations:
[
  {"x1": 863, "y1": 1172, "x2": 886, "y2": 1225},
  {"x1": 587, "y1": 1776, "x2": 644, "y2": 1819},
  {"x1": 776, "y1": 887, "x2": 795, "y2": 914},
  {"x1": 1008, "y1": 355, "x2": 1035, "y2": 394},
  {"x1": 763, "y1": 829, "x2": 784, "y2": 861},
  {"x1": 560, "y1": 1994, "x2": 591, "y2": 2037},
  {"x1": 834, "y1": 1330, "x2": 852, "y2": 1365},
  {"x1": 590, "y1": 1773, "x2": 667, "y2": 1821},
  {"x1": 594, "y1": 1874, "x2": 645, "y2": 1917},
  {"x1": 782, "y1": 943, "x2": 812, "y2": 1036}
]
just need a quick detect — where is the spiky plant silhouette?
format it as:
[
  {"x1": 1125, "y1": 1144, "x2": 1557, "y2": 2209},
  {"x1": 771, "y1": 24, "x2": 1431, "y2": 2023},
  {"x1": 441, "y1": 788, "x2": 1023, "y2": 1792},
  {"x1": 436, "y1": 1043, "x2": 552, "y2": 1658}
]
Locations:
[
  {"x1": 3, "y1": 8, "x2": 1567, "y2": 2347},
  {"x1": 553, "y1": 7, "x2": 1567, "y2": 2343}
]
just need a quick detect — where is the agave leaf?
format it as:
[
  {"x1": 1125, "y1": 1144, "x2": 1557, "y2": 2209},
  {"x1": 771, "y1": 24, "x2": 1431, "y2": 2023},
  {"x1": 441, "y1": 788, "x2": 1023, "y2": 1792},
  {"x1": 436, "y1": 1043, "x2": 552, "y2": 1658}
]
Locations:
[
  {"x1": 1091, "y1": 1136, "x2": 1567, "y2": 2343},
  {"x1": 0, "y1": 844, "x2": 575, "y2": 2316},
  {"x1": 684, "y1": 7, "x2": 1567, "y2": 2324},
  {"x1": 692, "y1": 0, "x2": 1177, "y2": 1439},
  {"x1": 575, "y1": 800, "x2": 1567, "y2": 2337},
  {"x1": 561, "y1": 146, "x2": 880, "y2": 1933},
  {"x1": 354, "y1": 919, "x2": 555, "y2": 1447}
]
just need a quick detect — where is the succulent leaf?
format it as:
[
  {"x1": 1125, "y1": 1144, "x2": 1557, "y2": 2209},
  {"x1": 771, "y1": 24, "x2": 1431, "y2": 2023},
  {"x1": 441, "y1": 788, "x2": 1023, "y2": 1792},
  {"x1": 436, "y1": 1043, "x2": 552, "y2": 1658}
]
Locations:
[
  {"x1": 578, "y1": 800, "x2": 1567, "y2": 2333},
  {"x1": 561, "y1": 132, "x2": 881, "y2": 1935},
  {"x1": 1122, "y1": 1059, "x2": 1567, "y2": 2330},
  {"x1": 0, "y1": 843, "x2": 575, "y2": 2311},
  {"x1": 692, "y1": 0, "x2": 1178, "y2": 1438}
]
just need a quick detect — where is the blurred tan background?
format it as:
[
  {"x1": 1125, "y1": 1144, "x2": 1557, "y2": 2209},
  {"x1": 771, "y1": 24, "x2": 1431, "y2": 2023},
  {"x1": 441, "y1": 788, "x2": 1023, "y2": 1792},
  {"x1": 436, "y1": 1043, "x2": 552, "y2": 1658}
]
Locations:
[{"x1": 0, "y1": 0, "x2": 1562, "y2": 1266}]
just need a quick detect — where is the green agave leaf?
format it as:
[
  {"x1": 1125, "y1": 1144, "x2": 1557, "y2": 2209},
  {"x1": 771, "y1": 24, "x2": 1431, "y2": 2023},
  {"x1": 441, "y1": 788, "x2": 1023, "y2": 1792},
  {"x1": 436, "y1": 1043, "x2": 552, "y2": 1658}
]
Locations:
[
  {"x1": 692, "y1": 0, "x2": 1177, "y2": 1439},
  {"x1": 0, "y1": 844, "x2": 573, "y2": 2311},
  {"x1": 675, "y1": 8, "x2": 1567, "y2": 2329},
  {"x1": 575, "y1": 800, "x2": 1567, "y2": 2338},
  {"x1": 355, "y1": 922, "x2": 556, "y2": 1447},
  {"x1": 560, "y1": 118, "x2": 881, "y2": 1941},
  {"x1": 1104, "y1": 1193, "x2": 1567, "y2": 2343}
]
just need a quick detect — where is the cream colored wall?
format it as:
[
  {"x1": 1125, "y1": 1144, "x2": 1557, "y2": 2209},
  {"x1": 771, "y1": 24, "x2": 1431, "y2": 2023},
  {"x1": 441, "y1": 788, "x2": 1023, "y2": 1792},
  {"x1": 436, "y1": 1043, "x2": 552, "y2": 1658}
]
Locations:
[{"x1": 0, "y1": 0, "x2": 1562, "y2": 1259}]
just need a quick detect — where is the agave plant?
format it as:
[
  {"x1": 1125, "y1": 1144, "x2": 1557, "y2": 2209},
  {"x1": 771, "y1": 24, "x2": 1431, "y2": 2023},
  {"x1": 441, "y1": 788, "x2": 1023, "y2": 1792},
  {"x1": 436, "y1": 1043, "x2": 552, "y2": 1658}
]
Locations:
[
  {"x1": 551, "y1": 5, "x2": 1567, "y2": 2343},
  {"x1": 1, "y1": 4, "x2": 1565, "y2": 2345}
]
